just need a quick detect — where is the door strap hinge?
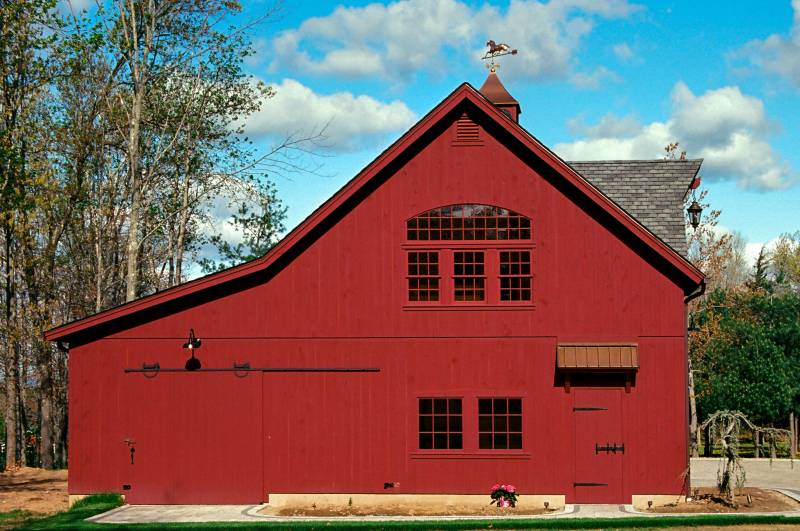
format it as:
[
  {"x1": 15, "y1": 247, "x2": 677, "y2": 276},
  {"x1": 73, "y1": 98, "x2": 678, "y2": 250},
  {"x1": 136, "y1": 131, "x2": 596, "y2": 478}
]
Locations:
[
  {"x1": 573, "y1": 407, "x2": 608, "y2": 411},
  {"x1": 574, "y1": 482, "x2": 608, "y2": 487},
  {"x1": 595, "y1": 443, "x2": 625, "y2": 454}
]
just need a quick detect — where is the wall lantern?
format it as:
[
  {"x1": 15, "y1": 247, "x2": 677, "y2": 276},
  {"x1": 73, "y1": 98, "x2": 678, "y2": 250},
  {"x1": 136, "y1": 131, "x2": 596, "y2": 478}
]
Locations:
[
  {"x1": 183, "y1": 328, "x2": 202, "y2": 371},
  {"x1": 687, "y1": 200, "x2": 702, "y2": 230}
]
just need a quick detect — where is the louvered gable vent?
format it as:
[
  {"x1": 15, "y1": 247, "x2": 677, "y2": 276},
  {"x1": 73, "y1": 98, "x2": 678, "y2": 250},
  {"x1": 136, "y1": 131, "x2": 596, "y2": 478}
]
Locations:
[{"x1": 453, "y1": 113, "x2": 482, "y2": 146}]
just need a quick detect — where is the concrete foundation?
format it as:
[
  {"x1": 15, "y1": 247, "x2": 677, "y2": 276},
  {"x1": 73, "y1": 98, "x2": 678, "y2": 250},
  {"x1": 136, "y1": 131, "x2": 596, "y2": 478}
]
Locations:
[
  {"x1": 631, "y1": 494, "x2": 685, "y2": 509},
  {"x1": 267, "y1": 493, "x2": 565, "y2": 511}
]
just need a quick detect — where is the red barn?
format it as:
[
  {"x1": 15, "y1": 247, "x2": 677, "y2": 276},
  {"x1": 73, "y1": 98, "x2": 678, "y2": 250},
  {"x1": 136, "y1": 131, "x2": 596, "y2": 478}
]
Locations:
[{"x1": 47, "y1": 74, "x2": 705, "y2": 508}]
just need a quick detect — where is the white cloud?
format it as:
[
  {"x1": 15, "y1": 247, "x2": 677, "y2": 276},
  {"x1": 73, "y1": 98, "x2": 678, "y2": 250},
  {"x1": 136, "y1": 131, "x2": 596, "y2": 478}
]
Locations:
[
  {"x1": 244, "y1": 79, "x2": 417, "y2": 151},
  {"x1": 556, "y1": 82, "x2": 796, "y2": 190},
  {"x1": 570, "y1": 66, "x2": 621, "y2": 89},
  {"x1": 734, "y1": 0, "x2": 800, "y2": 88},
  {"x1": 670, "y1": 82, "x2": 770, "y2": 145},
  {"x1": 270, "y1": 0, "x2": 641, "y2": 86},
  {"x1": 271, "y1": 0, "x2": 473, "y2": 80},
  {"x1": 567, "y1": 113, "x2": 642, "y2": 137},
  {"x1": 612, "y1": 42, "x2": 634, "y2": 61}
]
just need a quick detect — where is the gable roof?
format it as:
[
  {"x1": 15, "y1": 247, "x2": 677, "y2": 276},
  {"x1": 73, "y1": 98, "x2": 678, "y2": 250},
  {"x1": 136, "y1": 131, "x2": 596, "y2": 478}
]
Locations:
[
  {"x1": 46, "y1": 82, "x2": 704, "y2": 343},
  {"x1": 569, "y1": 160, "x2": 701, "y2": 256}
]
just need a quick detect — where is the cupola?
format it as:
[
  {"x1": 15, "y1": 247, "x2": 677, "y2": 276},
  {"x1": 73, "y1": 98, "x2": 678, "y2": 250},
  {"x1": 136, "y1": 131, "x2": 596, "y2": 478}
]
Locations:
[{"x1": 479, "y1": 71, "x2": 521, "y2": 122}]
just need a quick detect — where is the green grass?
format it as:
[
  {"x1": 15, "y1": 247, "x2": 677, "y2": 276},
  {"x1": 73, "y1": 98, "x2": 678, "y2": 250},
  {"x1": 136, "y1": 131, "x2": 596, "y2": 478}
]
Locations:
[
  {"x1": 13, "y1": 493, "x2": 123, "y2": 530},
  {"x1": 10, "y1": 496, "x2": 800, "y2": 531},
  {"x1": 60, "y1": 516, "x2": 798, "y2": 530},
  {"x1": 0, "y1": 509, "x2": 33, "y2": 529}
]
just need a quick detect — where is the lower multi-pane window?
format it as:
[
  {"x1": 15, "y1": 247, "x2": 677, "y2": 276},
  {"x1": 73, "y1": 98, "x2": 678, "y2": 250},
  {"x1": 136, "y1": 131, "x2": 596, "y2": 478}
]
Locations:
[
  {"x1": 419, "y1": 398, "x2": 463, "y2": 449},
  {"x1": 453, "y1": 251, "x2": 485, "y2": 301},
  {"x1": 499, "y1": 251, "x2": 531, "y2": 301},
  {"x1": 478, "y1": 398, "x2": 522, "y2": 449}
]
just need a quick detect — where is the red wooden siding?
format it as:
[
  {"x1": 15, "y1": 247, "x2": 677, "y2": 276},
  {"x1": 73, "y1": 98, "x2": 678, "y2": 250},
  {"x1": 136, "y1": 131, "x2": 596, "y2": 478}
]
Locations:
[{"x1": 65, "y1": 104, "x2": 691, "y2": 504}]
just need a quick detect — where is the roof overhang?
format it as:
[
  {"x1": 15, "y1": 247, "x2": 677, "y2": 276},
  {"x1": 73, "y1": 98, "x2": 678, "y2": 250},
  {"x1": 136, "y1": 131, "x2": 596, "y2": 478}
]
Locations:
[{"x1": 556, "y1": 343, "x2": 639, "y2": 371}]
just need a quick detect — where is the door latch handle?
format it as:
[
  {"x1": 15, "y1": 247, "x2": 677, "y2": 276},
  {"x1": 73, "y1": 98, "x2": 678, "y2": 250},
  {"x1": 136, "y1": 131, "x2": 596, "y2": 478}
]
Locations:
[{"x1": 124, "y1": 438, "x2": 136, "y2": 464}]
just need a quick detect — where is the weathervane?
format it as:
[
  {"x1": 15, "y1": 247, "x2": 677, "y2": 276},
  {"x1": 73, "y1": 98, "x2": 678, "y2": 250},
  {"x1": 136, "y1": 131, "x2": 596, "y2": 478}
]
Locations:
[{"x1": 482, "y1": 40, "x2": 518, "y2": 72}]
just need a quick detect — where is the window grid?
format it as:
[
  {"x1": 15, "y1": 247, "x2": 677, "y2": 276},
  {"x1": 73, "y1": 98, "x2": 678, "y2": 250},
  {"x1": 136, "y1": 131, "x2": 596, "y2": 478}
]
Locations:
[
  {"x1": 478, "y1": 398, "x2": 523, "y2": 450},
  {"x1": 453, "y1": 251, "x2": 485, "y2": 301},
  {"x1": 408, "y1": 251, "x2": 440, "y2": 302},
  {"x1": 499, "y1": 251, "x2": 532, "y2": 301},
  {"x1": 407, "y1": 204, "x2": 531, "y2": 241},
  {"x1": 419, "y1": 398, "x2": 463, "y2": 450}
]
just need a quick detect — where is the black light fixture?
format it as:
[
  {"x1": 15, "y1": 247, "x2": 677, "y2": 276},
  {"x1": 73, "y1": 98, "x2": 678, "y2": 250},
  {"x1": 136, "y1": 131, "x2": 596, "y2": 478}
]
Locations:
[
  {"x1": 687, "y1": 200, "x2": 702, "y2": 230},
  {"x1": 183, "y1": 328, "x2": 202, "y2": 371}
]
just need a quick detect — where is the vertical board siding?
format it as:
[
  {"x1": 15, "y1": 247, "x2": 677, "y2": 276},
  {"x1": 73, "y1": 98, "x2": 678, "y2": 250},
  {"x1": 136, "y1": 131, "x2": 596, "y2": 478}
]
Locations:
[{"x1": 70, "y1": 114, "x2": 688, "y2": 503}]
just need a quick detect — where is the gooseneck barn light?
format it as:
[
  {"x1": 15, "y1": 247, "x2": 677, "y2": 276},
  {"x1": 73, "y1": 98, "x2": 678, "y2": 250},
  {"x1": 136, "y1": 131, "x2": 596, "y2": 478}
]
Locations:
[{"x1": 183, "y1": 328, "x2": 202, "y2": 371}]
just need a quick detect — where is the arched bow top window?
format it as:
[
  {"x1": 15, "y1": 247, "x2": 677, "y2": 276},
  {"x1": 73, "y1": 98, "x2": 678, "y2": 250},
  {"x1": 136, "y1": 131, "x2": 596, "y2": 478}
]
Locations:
[{"x1": 407, "y1": 204, "x2": 531, "y2": 241}]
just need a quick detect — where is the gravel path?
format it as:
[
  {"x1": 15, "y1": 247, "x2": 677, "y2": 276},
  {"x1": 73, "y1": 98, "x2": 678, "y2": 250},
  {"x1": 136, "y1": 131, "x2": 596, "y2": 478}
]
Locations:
[{"x1": 691, "y1": 458, "x2": 800, "y2": 490}]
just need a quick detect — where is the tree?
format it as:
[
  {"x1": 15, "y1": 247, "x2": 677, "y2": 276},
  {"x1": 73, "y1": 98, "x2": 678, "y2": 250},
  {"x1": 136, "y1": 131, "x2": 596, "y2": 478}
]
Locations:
[
  {"x1": 683, "y1": 174, "x2": 734, "y2": 456},
  {"x1": 0, "y1": 0, "x2": 325, "y2": 469},
  {"x1": 701, "y1": 410, "x2": 791, "y2": 503},
  {"x1": 772, "y1": 231, "x2": 800, "y2": 293},
  {"x1": 747, "y1": 246, "x2": 772, "y2": 292},
  {"x1": 674, "y1": 140, "x2": 758, "y2": 456},
  {"x1": 81, "y1": 0, "x2": 274, "y2": 301},
  {"x1": 1, "y1": 0, "x2": 62, "y2": 468},
  {"x1": 721, "y1": 231, "x2": 749, "y2": 290},
  {"x1": 199, "y1": 180, "x2": 286, "y2": 273},
  {"x1": 694, "y1": 289, "x2": 800, "y2": 426}
]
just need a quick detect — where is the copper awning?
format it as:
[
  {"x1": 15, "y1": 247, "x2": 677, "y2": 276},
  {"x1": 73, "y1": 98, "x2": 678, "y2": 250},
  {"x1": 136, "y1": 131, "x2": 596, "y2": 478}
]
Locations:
[{"x1": 556, "y1": 343, "x2": 639, "y2": 371}]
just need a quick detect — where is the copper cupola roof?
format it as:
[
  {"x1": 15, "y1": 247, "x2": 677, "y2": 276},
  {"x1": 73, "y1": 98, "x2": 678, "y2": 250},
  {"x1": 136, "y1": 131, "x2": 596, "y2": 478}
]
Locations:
[{"x1": 478, "y1": 71, "x2": 521, "y2": 122}]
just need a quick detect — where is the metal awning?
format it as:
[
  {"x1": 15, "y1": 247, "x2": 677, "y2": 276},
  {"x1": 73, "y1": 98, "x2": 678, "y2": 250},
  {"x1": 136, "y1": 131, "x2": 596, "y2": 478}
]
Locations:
[{"x1": 556, "y1": 343, "x2": 638, "y2": 371}]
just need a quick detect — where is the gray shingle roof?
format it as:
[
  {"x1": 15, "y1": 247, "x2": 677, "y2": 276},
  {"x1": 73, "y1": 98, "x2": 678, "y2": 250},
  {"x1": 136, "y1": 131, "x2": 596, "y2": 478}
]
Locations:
[{"x1": 567, "y1": 159, "x2": 702, "y2": 256}]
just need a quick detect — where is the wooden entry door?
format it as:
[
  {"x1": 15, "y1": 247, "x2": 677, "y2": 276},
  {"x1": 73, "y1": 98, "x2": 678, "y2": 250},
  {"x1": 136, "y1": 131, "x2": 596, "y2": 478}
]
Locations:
[{"x1": 573, "y1": 388, "x2": 623, "y2": 503}]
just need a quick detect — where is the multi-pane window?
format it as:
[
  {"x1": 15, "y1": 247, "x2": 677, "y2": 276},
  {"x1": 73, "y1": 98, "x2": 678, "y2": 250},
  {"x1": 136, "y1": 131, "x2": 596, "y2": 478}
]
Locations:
[
  {"x1": 419, "y1": 398, "x2": 463, "y2": 449},
  {"x1": 407, "y1": 251, "x2": 439, "y2": 301},
  {"x1": 478, "y1": 398, "x2": 522, "y2": 450},
  {"x1": 453, "y1": 251, "x2": 485, "y2": 301},
  {"x1": 405, "y1": 204, "x2": 533, "y2": 306},
  {"x1": 499, "y1": 251, "x2": 532, "y2": 301},
  {"x1": 407, "y1": 204, "x2": 531, "y2": 241}
]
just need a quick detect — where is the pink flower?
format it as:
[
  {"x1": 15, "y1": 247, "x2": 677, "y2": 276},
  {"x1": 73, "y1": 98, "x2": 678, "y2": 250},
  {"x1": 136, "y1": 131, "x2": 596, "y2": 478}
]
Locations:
[
  {"x1": 506, "y1": 484, "x2": 516, "y2": 493},
  {"x1": 498, "y1": 498, "x2": 510, "y2": 508},
  {"x1": 500, "y1": 484, "x2": 507, "y2": 491},
  {"x1": 491, "y1": 484, "x2": 500, "y2": 492}
]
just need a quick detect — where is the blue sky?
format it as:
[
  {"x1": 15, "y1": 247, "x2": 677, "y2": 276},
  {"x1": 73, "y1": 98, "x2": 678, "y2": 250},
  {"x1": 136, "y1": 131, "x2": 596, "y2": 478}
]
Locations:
[{"x1": 227, "y1": 1, "x2": 799, "y2": 261}]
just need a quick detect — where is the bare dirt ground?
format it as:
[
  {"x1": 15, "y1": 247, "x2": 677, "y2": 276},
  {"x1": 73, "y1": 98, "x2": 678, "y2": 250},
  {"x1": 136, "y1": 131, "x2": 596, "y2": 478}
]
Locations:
[
  {"x1": 649, "y1": 487, "x2": 799, "y2": 513},
  {"x1": 260, "y1": 503, "x2": 555, "y2": 517},
  {"x1": 0, "y1": 467, "x2": 68, "y2": 515}
]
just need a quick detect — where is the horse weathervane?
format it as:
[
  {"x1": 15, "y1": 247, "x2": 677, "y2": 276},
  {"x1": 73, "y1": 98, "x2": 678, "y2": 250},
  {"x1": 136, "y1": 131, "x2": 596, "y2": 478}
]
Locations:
[{"x1": 482, "y1": 40, "x2": 518, "y2": 72}]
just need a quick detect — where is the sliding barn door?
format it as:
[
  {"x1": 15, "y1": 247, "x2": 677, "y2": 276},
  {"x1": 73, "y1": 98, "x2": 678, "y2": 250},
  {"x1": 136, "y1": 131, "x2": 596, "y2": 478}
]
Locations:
[{"x1": 122, "y1": 372, "x2": 263, "y2": 504}]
